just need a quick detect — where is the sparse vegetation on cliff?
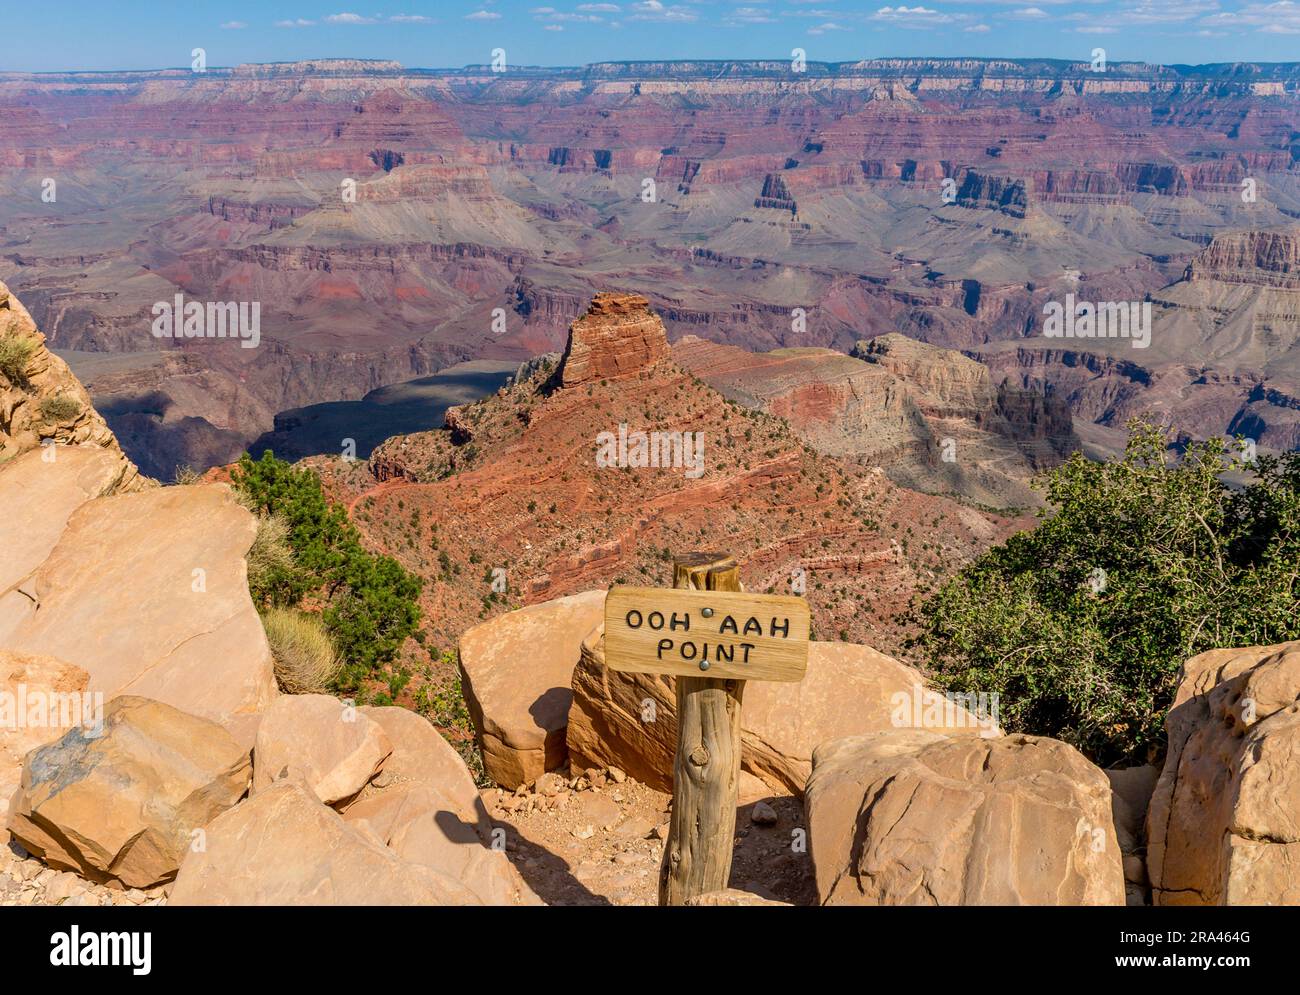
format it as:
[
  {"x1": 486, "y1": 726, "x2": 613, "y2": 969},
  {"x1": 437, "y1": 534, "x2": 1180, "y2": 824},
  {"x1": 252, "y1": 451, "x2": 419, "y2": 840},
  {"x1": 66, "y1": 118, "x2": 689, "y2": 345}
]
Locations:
[
  {"x1": 913, "y1": 420, "x2": 1300, "y2": 766},
  {"x1": 232, "y1": 450, "x2": 423, "y2": 690},
  {"x1": 0, "y1": 333, "x2": 36, "y2": 387},
  {"x1": 413, "y1": 662, "x2": 488, "y2": 785},
  {"x1": 38, "y1": 394, "x2": 82, "y2": 423}
]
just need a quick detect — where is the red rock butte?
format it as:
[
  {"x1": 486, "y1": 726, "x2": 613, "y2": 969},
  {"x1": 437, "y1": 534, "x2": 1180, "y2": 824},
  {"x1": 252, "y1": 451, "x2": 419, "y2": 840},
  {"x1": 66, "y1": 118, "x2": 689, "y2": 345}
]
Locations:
[{"x1": 557, "y1": 293, "x2": 671, "y2": 388}]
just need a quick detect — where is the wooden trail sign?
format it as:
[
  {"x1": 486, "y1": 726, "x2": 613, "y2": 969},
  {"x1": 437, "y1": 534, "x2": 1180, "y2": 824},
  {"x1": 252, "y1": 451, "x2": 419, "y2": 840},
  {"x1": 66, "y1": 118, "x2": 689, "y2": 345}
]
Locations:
[
  {"x1": 604, "y1": 587, "x2": 810, "y2": 683},
  {"x1": 601, "y1": 552, "x2": 810, "y2": 906}
]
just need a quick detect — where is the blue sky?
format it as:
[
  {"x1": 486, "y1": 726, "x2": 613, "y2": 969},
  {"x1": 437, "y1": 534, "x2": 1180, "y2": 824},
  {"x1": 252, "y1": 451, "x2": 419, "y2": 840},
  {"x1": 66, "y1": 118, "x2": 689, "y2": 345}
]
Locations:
[{"x1": 5, "y1": 1, "x2": 1300, "y2": 72}]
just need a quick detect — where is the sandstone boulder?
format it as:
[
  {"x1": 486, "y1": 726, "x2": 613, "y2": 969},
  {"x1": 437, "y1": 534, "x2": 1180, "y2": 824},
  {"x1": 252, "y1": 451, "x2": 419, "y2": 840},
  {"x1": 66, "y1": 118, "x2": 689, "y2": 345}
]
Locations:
[
  {"x1": 169, "y1": 778, "x2": 482, "y2": 905},
  {"x1": 340, "y1": 705, "x2": 542, "y2": 905},
  {"x1": 380, "y1": 786, "x2": 539, "y2": 905},
  {"x1": 458, "y1": 590, "x2": 605, "y2": 788},
  {"x1": 0, "y1": 481, "x2": 276, "y2": 740},
  {"x1": 359, "y1": 704, "x2": 480, "y2": 801},
  {"x1": 253, "y1": 694, "x2": 391, "y2": 806},
  {"x1": 7, "y1": 696, "x2": 251, "y2": 888},
  {"x1": 0, "y1": 447, "x2": 126, "y2": 627},
  {"x1": 684, "y1": 889, "x2": 791, "y2": 907},
  {"x1": 805, "y1": 731, "x2": 1125, "y2": 905},
  {"x1": 0, "y1": 650, "x2": 90, "y2": 820},
  {"x1": 568, "y1": 631, "x2": 999, "y2": 794},
  {"x1": 1147, "y1": 641, "x2": 1300, "y2": 906}
]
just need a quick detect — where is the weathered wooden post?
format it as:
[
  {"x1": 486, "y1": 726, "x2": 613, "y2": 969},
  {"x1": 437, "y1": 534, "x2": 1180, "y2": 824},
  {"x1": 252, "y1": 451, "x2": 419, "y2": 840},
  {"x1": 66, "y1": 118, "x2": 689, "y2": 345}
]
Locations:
[
  {"x1": 603, "y1": 552, "x2": 810, "y2": 906},
  {"x1": 661, "y1": 553, "x2": 744, "y2": 905}
]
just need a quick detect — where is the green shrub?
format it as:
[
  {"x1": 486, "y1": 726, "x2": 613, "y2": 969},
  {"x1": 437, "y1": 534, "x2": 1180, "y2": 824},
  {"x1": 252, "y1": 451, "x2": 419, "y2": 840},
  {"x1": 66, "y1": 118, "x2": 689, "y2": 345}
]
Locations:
[
  {"x1": 911, "y1": 420, "x2": 1300, "y2": 766},
  {"x1": 325, "y1": 552, "x2": 423, "y2": 688},
  {"x1": 261, "y1": 607, "x2": 340, "y2": 694},
  {"x1": 231, "y1": 451, "x2": 358, "y2": 601},
  {"x1": 231, "y1": 451, "x2": 423, "y2": 684},
  {"x1": 0, "y1": 334, "x2": 36, "y2": 386},
  {"x1": 39, "y1": 394, "x2": 82, "y2": 423}
]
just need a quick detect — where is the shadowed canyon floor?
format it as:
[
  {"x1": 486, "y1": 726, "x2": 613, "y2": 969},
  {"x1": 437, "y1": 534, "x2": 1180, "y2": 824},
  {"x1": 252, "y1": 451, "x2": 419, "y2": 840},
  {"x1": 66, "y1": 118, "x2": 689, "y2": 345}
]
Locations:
[{"x1": 247, "y1": 359, "x2": 518, "y2": 463}]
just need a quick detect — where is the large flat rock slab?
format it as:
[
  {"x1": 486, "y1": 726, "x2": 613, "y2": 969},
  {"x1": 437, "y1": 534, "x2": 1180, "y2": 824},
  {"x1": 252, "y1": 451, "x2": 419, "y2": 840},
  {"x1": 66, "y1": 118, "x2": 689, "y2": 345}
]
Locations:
[
  {"x1": 0, "y1": 481, "x2": 277, "y2": 734},
  {"x1": 342, "y1": 706, "x2": 541, "y2": 905},
  {"x1": 169, "y1": 778, "x2": 482, "y2": 906}
]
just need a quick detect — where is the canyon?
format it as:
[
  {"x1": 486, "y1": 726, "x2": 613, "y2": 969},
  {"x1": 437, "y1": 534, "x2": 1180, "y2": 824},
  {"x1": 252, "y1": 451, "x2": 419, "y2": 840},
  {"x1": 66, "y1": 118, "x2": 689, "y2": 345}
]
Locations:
[
  {"x1": 3, "y1": 208, "x2": 1299, "y2": 913},
  {"x1": 1, "y1": 57, "x2": 1298, "y2": 483},
  {"x1": 311, "y1": 292, "x2": 1027, "y2": 654}
]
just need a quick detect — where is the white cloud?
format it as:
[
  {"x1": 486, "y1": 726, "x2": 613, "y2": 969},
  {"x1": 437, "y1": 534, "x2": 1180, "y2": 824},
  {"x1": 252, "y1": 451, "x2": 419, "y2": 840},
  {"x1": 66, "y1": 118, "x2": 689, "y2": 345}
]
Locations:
[
  {"x1": 725, "y1": 5, "x2": 778, "y2": 23},
  {"x1": 577, "y1": 2, "x2": 622, "y2": 9},
  {"x1": 534, "y1": 8, "x2": 606, "y2": 21},
  {"x1": 1124, "y1": 0, "x2": 1220, "y2": 21},
  {"x1": 872, "y1": 5, "x2": 957, "y2": 25},
  {"x1": 807, "y1": 20, "x2": 849, "y2": 32},
  {"x1": 389, "y1": 14, "x2": 435, "y2": 23},
  {"x1": 275, "y1": 18, "x2": 316, "y2": 27},
  {"x1": 325, "y1": 12, "x2": 377, "y2": 24},
  {"x1": 1008, "y1": 6, "x2": 1051, "y2": 18},
  {"x1": 1068, "y1": 0, "x2": 1224, "y2": 34},
  {"x1": 965, "y1": 21, "x2": 992, "y2": 30},
  {"x1": 629, "y1": 0, "x2": 698, "y2": 20},
  {"x1": 466, "y1": 9, "x2": 503, "y2": 19},
  {"x1": 220, "y1": 21, "x2": 247, "y2": 30},
  {"x1": 1202, "y1": 0, "x2": 1300, "y2": 31}
]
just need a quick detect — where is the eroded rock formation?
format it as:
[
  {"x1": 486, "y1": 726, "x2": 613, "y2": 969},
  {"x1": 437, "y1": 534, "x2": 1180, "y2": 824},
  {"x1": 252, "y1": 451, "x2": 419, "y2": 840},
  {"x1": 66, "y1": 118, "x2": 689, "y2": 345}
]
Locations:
[
  {"x1": 1147, "y1": 641, "x2": 1300, "y2": 905},
  {"x1": 0, "y1": 280, "x2": 147, "y2": 490},
  {"x1": 557, "y1": 293, "x2": 671, "y2": 388},
  {"x1": 568, "y1": 628, "x2": 999, "y2": 795}
]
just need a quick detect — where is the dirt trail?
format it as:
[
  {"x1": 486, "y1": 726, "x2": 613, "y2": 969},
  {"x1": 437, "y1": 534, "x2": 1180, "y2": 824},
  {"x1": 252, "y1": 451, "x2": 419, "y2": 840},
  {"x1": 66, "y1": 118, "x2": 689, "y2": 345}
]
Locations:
[{"x1": 483, "y1": 765, "x2": 817, "y2": 906}]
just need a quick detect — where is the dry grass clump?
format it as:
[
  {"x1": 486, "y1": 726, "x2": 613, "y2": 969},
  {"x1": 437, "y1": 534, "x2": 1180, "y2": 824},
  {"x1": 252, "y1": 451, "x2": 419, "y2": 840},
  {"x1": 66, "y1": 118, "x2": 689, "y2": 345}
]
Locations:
[
  {"x1": 246, "y1": 512, "x2": 294, "y2": 590},
  {"x1": 261, "y1": 606, "x2": 340, "y2": 693},
  {"x1": 39, "y1": 394, "x2": 82, "y2": 423},
  {"x1": 0, "y1": 334, "x2": 37, "y2": 386}
]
